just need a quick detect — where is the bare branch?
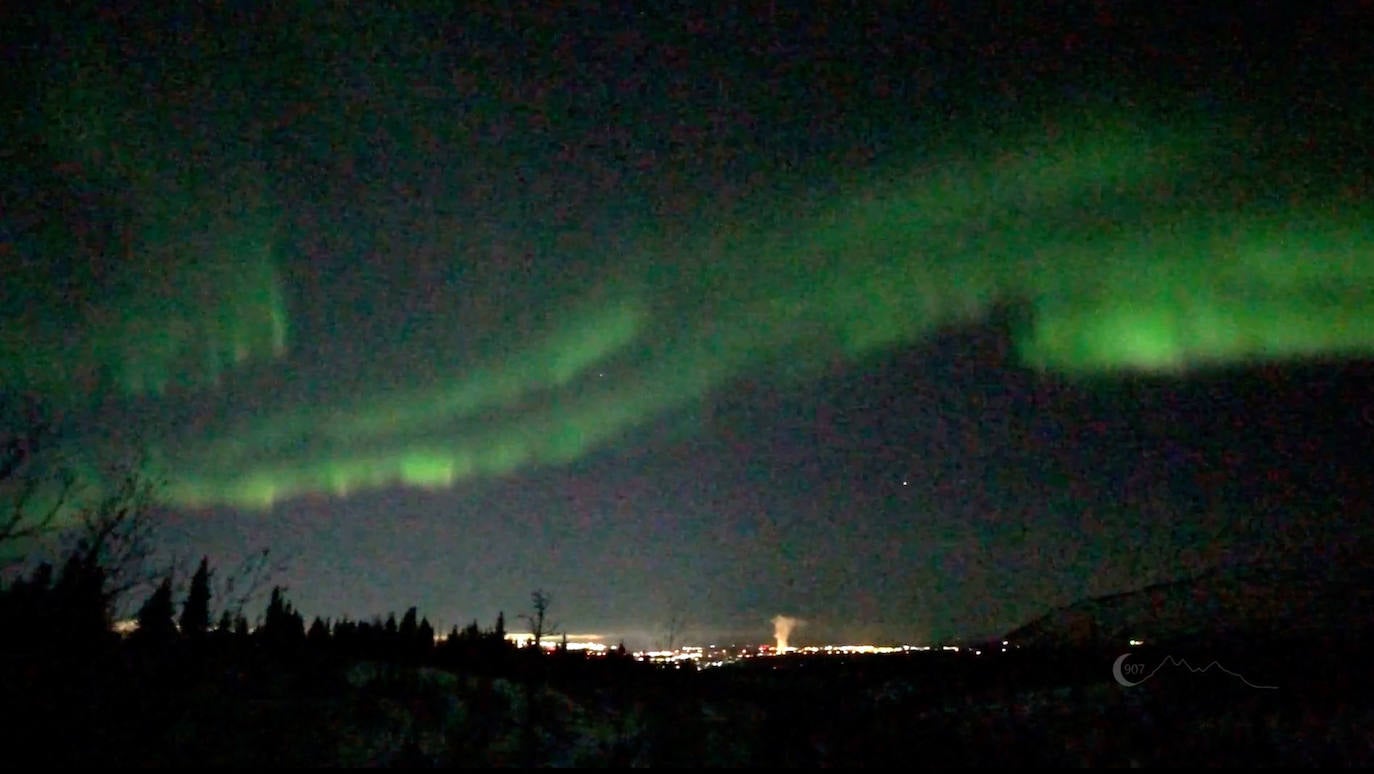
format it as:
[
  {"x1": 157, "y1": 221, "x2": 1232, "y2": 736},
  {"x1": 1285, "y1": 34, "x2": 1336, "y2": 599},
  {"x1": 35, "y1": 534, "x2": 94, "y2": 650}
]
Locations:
[
  {"x1": 214, "y1": 547, "x2": 289, "y2": 621},
  {"x1": 67, "y1": 463, "x2": 164, "y2": 613},
  {"x1": 662, "y1": 600, "x2": 690, "y2": 652},
  {"x1": 520, "y1": 589, "x2": 560, "y2": 649},
  {"x1": 0, "y1": 416, "x2": 78, "y2": 547}
]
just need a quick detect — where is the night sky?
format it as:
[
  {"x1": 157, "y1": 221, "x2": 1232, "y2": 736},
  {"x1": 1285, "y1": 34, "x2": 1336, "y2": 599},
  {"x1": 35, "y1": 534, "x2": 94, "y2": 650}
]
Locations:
[{"x1": 4, "y1": 2, "x2": 1374, "y2": 647}]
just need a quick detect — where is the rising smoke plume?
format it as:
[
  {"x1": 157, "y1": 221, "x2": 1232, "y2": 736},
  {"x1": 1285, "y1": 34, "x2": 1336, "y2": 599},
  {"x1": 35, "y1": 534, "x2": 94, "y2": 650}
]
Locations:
[{"x1": 772, "y1": 615, "x2": 802, "y2": 652}]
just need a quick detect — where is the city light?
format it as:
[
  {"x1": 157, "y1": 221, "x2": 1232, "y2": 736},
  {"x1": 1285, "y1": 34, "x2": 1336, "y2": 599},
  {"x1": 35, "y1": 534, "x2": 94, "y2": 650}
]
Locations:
[
  {"x1": 503, "y1": 632, "x2": 608, "y2": 652},
  {"x1": 624, "y1": 641, "x2": 998, "y2": 668}
]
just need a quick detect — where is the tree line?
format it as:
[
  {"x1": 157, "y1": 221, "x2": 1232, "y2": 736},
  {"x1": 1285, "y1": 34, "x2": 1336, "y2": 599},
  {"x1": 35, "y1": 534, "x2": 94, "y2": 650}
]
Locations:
[{"x1": 0, "y1": 410, "x2": 629, "y2": 676}]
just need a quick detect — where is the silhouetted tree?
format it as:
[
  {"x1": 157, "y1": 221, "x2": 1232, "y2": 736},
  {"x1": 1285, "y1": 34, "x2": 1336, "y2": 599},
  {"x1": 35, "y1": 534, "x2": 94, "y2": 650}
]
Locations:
[
  {"x1": 0, "y1": 561, "x2": 55, "y2": 651},
  {"x1": 307, "y1": 616, "x2": 330, "y2": 649},
  {"x1": 330, "y1": 618, "x2": 352, "y2": 652},
  {"x1": 522, "y1": 589, "x2": 559, "y2": 650},
  {"x1": 1, "y1": 419, "x2": 165, "y2": 644},
  {"x1": 517, "y1": 590, "x2": 560, "y2": 767},
  {"x1": 52, "y1": 548, "x2": 109, "y2": 645},
  {"x1": 23, "y1": 561, "x2": 54, "y2": 591},
  {"x1": 418, "y1": 616, "x2": 434, "y2": 652},
  {"x1": 260, "y1": 586, "x2": 305, "y2": 654},
  {"x1": 661, "y1": 599, "x2": 690, "y2": 651},
  {"x1": 400, "y1": 606, "x2": 418, "y2": 646},
  {"x1": 135, "y1": 574, "x2": 177, "y2": 645},
  {"x1": 457, "y1": 618, "x2": 476, "y2": 640},
  {"x1": 180, "y1": 556, "x2": 211, "y2": 640},
  {"x1": 264, "y1": 586, "x2": 285, "y2": 626}
]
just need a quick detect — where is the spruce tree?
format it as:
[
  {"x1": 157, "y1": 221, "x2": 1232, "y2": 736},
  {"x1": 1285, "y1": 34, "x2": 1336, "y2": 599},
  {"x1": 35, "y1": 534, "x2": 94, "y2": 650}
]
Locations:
[
  {"x1": 179, "y1": 556, "x2": 211, "y2": 639},
  {"x1": 307, "y1": 616, "x2": 330, "y2": 648},
  {"x1": 261, "y1": 586, "x2": 305, "y2": 653},
  {"x1": 417, "y1": 617, "x2": 434, "y2": 650},
  {"x1": 136, "y1": 575, "x2": 177, "y2": 644},
  {"x1": 400, "y1": 606, "x2": 419, "y2": 644}
]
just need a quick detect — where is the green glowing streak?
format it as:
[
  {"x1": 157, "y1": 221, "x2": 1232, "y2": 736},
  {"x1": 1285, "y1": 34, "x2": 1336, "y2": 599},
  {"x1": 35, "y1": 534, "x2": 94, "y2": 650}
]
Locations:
[
  {"x1": 34, "y1": 109, "x2": 1374, "y2": 509},
  {"x1": 1, "y1": 173, "x2": 288, "y2": 399},
  {"x1": 158, "y1": 298, "x2": 654, "y2": 508},
  {"x1": 2, "y1": 254, "x2": 288, "y2": 399},
  {"x1": 15, "y1": 44, "x2": 288, "y2": 399},
  {"x1": 335, "y1": 300, "x2": 645, "y2": 440},
  {"x1": 1015, "y1": 212, "x2": 1374, "y2": 372},
  {"x1": 103, "y1": 238, "x2": 289, "y2": 395}
]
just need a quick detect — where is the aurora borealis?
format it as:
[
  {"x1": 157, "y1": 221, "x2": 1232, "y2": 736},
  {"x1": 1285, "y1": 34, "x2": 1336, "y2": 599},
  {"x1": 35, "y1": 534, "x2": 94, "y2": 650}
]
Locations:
[
  {"x1": 4, "y1": 3, "x2": 1373, "y2": 643},
  {"x1": 13, "y1": 106, "x2": 1374, "y2": 509}
]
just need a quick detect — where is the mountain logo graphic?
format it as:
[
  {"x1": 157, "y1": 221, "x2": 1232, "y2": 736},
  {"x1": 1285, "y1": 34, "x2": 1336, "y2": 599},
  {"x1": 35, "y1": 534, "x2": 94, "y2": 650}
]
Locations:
[{"x1": 1113, "y1": 653, "x2": 1277, "y2": 689}]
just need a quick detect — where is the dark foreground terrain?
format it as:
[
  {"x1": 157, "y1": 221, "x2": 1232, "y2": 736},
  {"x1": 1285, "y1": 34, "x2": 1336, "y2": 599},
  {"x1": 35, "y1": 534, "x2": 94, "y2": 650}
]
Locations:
[
  {"x1": 4, "y1": 540, "x2": 1369, "y2": 767},
  {"x1": 3, "y1": 631, "x2": 1369, "y2": 767}
]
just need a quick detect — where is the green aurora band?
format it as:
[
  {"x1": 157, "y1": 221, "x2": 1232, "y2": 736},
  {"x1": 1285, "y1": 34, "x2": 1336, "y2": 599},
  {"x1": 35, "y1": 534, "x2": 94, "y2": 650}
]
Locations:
[
  {"x1": 3, "y1": 236, "x2": 287, "y2": 400},
  {"x1": 9, "y1": 111, "x2": 1374, "y2": 509},
  {"x1": 2, "y1": 170, "x2": 288, "y2": 401}
]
